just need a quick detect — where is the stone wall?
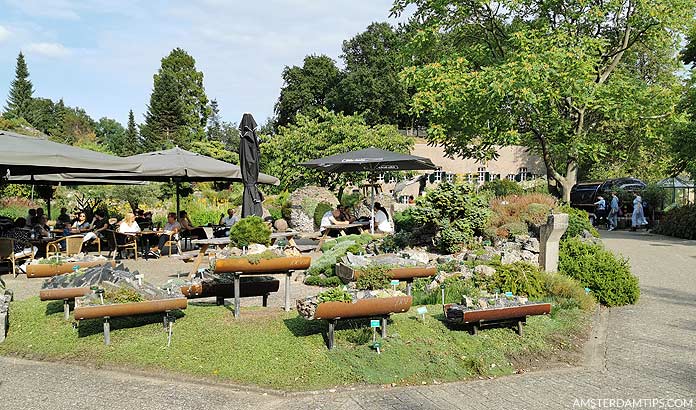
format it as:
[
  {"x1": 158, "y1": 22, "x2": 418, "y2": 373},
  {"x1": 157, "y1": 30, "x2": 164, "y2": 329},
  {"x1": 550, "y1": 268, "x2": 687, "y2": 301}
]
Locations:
[{"x1": 288, "y1": 186, "x2": 339, "y2": 232}]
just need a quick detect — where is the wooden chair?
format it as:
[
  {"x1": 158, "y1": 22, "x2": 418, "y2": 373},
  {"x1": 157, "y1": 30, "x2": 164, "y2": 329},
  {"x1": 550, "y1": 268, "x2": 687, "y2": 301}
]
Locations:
[
  {"x1": 0, "y1": 237, "x2": 35, "y2": 277},
  {"x1": 162, "y1": 232, "x2": 180, "y2": 256},
  {"x1": 104, "y1": 230, "x2": 138, "y2": 260},
  {"x1": 46, "y1": 234, "x2": 84, "y2": 258}
]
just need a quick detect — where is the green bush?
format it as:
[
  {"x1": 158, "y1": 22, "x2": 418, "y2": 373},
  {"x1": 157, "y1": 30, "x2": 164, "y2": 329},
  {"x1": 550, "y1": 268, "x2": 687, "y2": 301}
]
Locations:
[
  {"x1": 490, "y1": 262, "x2": 545, "y2": 299},
  {"x1": 304, "y1": 275, "x2": 343, "y2": 287},
  {"x1": 556, "y1": 205, "x2": 598, "y2": 239},
  {"x1": 313, "y1": 202, "x2": 334, "y2": 229},
  {"x1": 393, "y1": 208, "x2": 417, "y2": 232},
  {"x1": 541, "y1": 272, "x2": 596, "y2": 311},
  {"x1": 0, "y1": 205, "x2": 30, "y2": 221},
  {"x1": 436, "y1": 220, "x2": 474, "y2": 253},
  {"x1": 320, "y1": 234, "x2": 372, "y2": 252},
  {"x1": 482, "y1": 179, "x2": 523, "y2": 197},
  {"x1": 653, "y1": 204, "x2": 696, "y2": 239},
  {"x1": 499, "y1": 222, "x2": 529, "y2": 238},
  {"x1": 317, "y1": 287, "x2": 353, "y2": 303},
  {"x1": 559, "y1": 238, "x2": 639, "y2": 306},
  {"x1": 380, "y1": 232, "x2": 413, "y2": 253},
  {"x1": 339, "y1": 192, "x2": 362, "y2": 209},
  {"x1": 355, "y1": 265, "x2": 391, "y2": 290},
  {"x1": 229, "y1": 216, "x2": 271, "y2": 247},
  {"x1": 308, "y1": 240, "x2": 358, "y2": 277},
  {"x1": 412, "y1": 275, "x2": 481, "y2": 305}
]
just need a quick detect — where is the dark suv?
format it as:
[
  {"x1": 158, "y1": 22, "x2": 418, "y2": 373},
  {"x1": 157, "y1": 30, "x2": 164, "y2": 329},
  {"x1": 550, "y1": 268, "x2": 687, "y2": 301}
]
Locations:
[{"x1": 570, "y1": 178, "x2": 646, "y2": 212}]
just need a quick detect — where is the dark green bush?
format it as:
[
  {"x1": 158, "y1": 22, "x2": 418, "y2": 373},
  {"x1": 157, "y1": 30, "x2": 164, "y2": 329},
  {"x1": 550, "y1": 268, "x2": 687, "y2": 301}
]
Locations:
[
  {"x1": 313, "y1": 202, "x2": 334, "y2": 229},
  {"x1": 379, "y1": 232, "x2": 413, "y2": 253},
  {"x1": 482, "y1": 179, "x2": 523, "y2": 197},
  {"x1": 556, "y1": 205, "x2": 599, "y2": 239},
  {"x1": 393, "y1": 208, "x2": 417, "y2": 232},
  {"x1": 436, "y1": 220, "x2": 474, "y2": 253},
  {"x1": 304, "y1": 275, "x2": 343, "y2": 287},
  {"x1": 559, "y1": 238, "x2": 639, "y2": 306},
  {"x1": 229, "y1": 216, "x2": 271, "y2": 247},
  {"x1": 490, "y1": 262, "x2": 545, "y2": 299},
  {"x1": 355, "y1": 265, "x2": 391, "y2": 290},
  {"x1": 653, "y1": 205, "x2": 696, "y2": 239},
  {"x1": 540, "y1": 272, "x2": 596, "y2": 311}
]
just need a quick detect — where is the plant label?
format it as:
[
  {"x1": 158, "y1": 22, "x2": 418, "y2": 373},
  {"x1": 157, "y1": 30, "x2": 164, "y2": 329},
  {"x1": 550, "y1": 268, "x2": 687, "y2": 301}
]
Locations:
[
  {"x1": 390, "y1": 279, "x2": 400, "y2": 286},
  {"x1": 416, "y1": 306, "x2": 428, "y2": 315},
  {"x1": 370, "y1": 319, "x2": 380, "y2": 328},
  {"x1": 505, "y1": 291, "x2": 513, "y2": 297},
  {"x1": 584, "y1": 287, "x2": 591, "y2": 294}
]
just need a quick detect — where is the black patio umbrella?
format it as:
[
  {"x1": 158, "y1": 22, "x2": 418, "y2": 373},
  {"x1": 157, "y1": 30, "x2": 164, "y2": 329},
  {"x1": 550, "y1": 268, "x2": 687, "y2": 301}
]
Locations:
[
  {"x1": 299, "y1": 147, "x2": 437, "y2": 232},
  {"x1": 239, "y1": 113, "x2": 263, "y2": 217}
]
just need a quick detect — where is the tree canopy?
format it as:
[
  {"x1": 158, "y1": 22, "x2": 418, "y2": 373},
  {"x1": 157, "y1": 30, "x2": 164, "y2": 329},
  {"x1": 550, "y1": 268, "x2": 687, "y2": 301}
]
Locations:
[
  {"x1": 393, "y1": 0, "x2": 695, "y2": 200},
  {"x1": 4, "y1": 52, "x2": 34, "y2": 121},
  {"x1": 262, "y1": 109, "x2": 414, "y2": 191}
]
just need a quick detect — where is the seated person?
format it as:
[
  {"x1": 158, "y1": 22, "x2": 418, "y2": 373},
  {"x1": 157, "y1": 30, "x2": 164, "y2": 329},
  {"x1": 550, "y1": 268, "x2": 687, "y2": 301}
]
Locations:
[
  {"x1": 150, "y1": 212, "x2": 181, "y2": 257},
  {"x1": 56, "y1": 207, "x2": 71, "y2": 228},
  {"x1": 337, "y1": 205, "x2": 356, "y2": 223},
  {"x1": 32, "y1": 215, "x2": 51, "y2": 238},
  {"x1": 215, "y1": 208, "x2": 239, "y2": 237},
  {"x1": 25, "y1": 209, "x2": 37, "y2": 228},
  {"x1": 134, "y1": 209, "x2": 146, "y2": 224},
  {"x1": 373, "y1": 202, "x2": 394, "y2": 233},
  {"x1": 83, "y1": 211, "x2": 110, "y2": 244},
  {"x1": 178, "y1": 210, "x2": 208, "y2": 240},
  {"x1": 320, "y1": 207, "x2": 348, "y2": 237},
  {"x1": 5, "y1": 218, "x2": 37, "y2": 258},
  {"x1": 118, "y1": 212, "x2": 141, "y2": 235},
  {"x1": 71, "y1": 212, "x2": 91, "y2": 233}
]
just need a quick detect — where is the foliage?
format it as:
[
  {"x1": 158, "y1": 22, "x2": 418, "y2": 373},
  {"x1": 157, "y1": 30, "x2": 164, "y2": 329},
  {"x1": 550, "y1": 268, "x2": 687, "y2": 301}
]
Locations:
[
  {"x1": 317, "y1": 287, "x2": 353, "y2": 303},
  {"x1": 486, "y1": 191, "x2": 557, "y2": 240},
  {"x1": 262, "y1": 109, "x2": 414, "y2": 191},
  {"x1": 233, "y1": 250, "x2": 281, "y2": 265},
  {"x1": 410, "y1": 181, "x2": 489, "y2": 253},
  {"x1": 3, "y1": 52, "x2": 34, "y2": 121},
  {"x1": 313, "y1": 202, "x2": 333, "y2": 229},
  {"x1": 308, "y1": 239, "x2": 367, "y2": 279},
  {"x1": 482, "y1": 179, "x2": 523, "y2": 197},
  {"x1": 355, "y1": 265, "x2": 392, "y2": 290},
  {"x1": 320, "y1": 234, "x2": 373, "y2": 252},
  {"x1": 393, "y1": 208, "x2": 417, "y2": 232},
  {"x1": 541, "y1": 272, "x2": 596, "y2": 312},
  {"x1": 555, "y1": 205, "x2": 599, "y2": 240},
  {"x1": 124, "y1": 110, "x2": 139, "y2": 155},
  {"x1": 0, "y1": 204, "x2": 30, "y2": 221},
  {"x1": 229, "y1": 216, "x2": 271, "y2": 247},
  {"x1": 304, "y1": 275, "x2": 343, "y2": 287},
  {"x1": 206, "y1": 99, "x2": 240, "y2": 151},
  {"x1": 339, "y1": 192, "x2": 362, "y2": 209},
  {"x1": 94, "y1": 117, "x2": 126, "y2": 156},
  {"x1": 0, "y1": 298, "x2": 590, "y2": 389},
  {"x1": 653, "y1": 205, "x2": 696, "y2": 239},
  {"x1": 395, "y1": 0, "x2": 694, "y2": 202},
  {"x1": 490, "y1": 262, "x2": 545, "y2": 299},
  {"x1": 559, "y1": 238, "x2": 640, "y2": 306},
  {"x1": 103, "y1": 287, "x2": 145, "y2": 304},
  {"x1": 190, "y1": 139, "x2": 239, "y2": 164},
  {"x1": 379, "y1": 232, "x2": 413, "y2": 253}
]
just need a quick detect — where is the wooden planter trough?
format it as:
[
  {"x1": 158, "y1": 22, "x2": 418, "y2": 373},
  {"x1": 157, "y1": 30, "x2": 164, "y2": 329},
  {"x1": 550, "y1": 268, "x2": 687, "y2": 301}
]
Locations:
[
  {"x1": 335, "y1": 263, "x2": 436, "y2": 295},
  {"x1": 314, "y1": 296, "x2": 413, "y2": 349},
  {"x1": 180, "y1": 276, "x2": 280, "y2": 307},
  {"x1": 27, "y1": 261, "x2": 116, "y2": 278},
  {"x1": 74, "y1": 297, "x2": 188, "y2": 345},
  {"x1": 39, "y1": 287, "x2": 92, "y2": 321},
  {"x1": 444, "y1": 302, "x2": 552, "y2": 335},
  {"x1": 212, "y1": 256, "x2": 311, "y2": 318}
]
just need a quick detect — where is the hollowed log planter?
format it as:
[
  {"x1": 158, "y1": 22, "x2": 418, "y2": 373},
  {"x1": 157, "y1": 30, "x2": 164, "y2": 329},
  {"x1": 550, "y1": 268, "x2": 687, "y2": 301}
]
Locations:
[
  {"x1": 314, "y1": 296, "x2": 413, "y2": 320},
  {"x1": 336, "y1": 263, "x2": 436, "y2": 282},
  {"x1": 39, "y1": 287, "x2": 91, "y2": 301},
  {"x1": 73, "y1": 298, "x2": 188, "y2": 320},
  {"x1": 27, "y1": 261, "x2": 116, "y2": 278},
  {"x1": 213, "y1": 256, "x2": 311, "y2": 274},
  {"x1": 444, "y1": 302, "x2": 551, "y2": 336},
  {"x1": 180, "y1": 277, "x2": 279, "y2": 306}
]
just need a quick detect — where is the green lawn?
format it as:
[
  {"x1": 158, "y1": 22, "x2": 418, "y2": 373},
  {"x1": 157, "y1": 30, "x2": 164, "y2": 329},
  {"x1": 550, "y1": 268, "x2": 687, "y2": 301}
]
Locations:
[{"x1": 0, "y1": 298, "x2": 591, "y2": 390}]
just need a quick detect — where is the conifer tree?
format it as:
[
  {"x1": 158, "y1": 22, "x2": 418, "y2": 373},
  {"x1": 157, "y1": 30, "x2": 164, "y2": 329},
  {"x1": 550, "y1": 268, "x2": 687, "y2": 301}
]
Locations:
[{"x1": 4, "y1": 52, "x2": 34, "y2": 120}]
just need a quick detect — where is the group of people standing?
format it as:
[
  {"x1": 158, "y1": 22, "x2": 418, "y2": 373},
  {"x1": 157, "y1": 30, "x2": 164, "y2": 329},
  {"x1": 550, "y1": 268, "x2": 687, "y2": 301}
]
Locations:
[{"x1": 594, "y1": 191, "x2": 648, "y2": 231}]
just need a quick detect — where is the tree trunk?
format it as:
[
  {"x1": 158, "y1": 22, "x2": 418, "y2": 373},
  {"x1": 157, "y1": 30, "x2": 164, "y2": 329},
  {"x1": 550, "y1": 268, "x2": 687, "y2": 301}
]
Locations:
[{"x1": 560, "y1": 160, "x2": 578, "y2": 204}]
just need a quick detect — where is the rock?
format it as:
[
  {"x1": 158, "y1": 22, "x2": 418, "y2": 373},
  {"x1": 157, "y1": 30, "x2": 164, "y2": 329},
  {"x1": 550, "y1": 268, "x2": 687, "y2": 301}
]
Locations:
[
  {"x1": 274, "y1": 219, "x2": 288, "y2": 232},
  {"x1": 246, "y1": 244, "x2": 267, "y2": 255},
  {"x1": 437, "y1": 255, "x2": 455, "y2": 264},
  {"x1": 459, "y1": 268, "x2": 474, "y2": 280},
  {"x1": 474, "y1": 265, "x2": 496, "y2": 277},
  {"x1": 581, "y1": 229, "x2": 594, "y2": 239},
  {"x1": 401, "y1": 248, "x2": 431, "y2": 265},
  {"x1": 523, "y1": 238, "x2": 540, "y2": 253},
  {"x1": 521, "y1": 250, "x2": 538, "y2": 263},
  {"x1": 514, "y1": 234, "x2": 531, "y2": 244},
  {"x1": 501, "y1": 250, "x2": 523, "y2": 265},
  {"x1": 288, "y1": 186, "x2": 339, "y2": 232},
  {"x1": 283, "y1": 248, "x2": 301, "y2": 257},
  {"x1": 502, "y1": 241, "x2": 522, "y2": 252}
]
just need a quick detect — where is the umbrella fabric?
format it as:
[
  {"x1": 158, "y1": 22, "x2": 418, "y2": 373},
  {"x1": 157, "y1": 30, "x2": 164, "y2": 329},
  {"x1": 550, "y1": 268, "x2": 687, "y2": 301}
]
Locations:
[
  {"x1": 8, "y1": 174, "x2": 147, "y2": 185},
  {"x1": 0, "y1": 130, "x2": 142, "y2": 176},
  {"x1": 43, "y1": 147, "x2": 280, "y2": 185},
  {"x1": 299, "y1": 147, "x2": 437, "y2": 173},
  {"x1": 239, "y1": 113, "x2": 263, "y2": 217}
]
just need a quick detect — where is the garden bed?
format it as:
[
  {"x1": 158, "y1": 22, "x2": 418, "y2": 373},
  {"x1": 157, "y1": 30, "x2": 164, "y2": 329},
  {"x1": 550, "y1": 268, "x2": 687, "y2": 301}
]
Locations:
[{"x1": 27, "y1": 257, "x2": 114, "y2": 278}]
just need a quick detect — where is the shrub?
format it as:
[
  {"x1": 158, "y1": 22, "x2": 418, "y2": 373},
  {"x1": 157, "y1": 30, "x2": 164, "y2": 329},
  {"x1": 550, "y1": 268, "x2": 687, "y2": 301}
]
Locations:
[
  {"x1": 339, "y1": 192, "x2": 362, "y2": 209},
  {"x1": 412, "y1": 275, "x2": 481, "y2": 305},
  {"x1": 556, "y1": 205, "x2": 599, "y2": 239},
  {"x1": 308, "y1": 240, "x2": 360, "y2": 277},
  {"x1": 393, "y1": 208, "x2": 417, "y2": 232},
  {"x1": 317, "y1": 287, "x2": 352, "y2": 303},
  {"x1": 490, "y1": 262, "x2": 545, "y2": 299},
  {"x1": 436, "y1": 220, "x2": 474, "y2": 253},
  {"x1": 559, "y1": 238, "x2": 639, "y2": 306},
  {"x1": 320, "y1": 234, "x2": 372, "y2": 252},
  {"x1": 229, "y1": 216, "x2": 271, "y2": 247},
  {"x1": 313, "y1": 202, "x2": 334, "y2": 229},
  {"x1": 482, "y1": 179, "x2": 523, "y2": 197},
  {"x1": 355, "y1": 265, "x2": 391, "y2": 290},
  {"x1": 304, "y1": 275, "x2": 343, "y2": 287},
  {"x1": 487, "y1": 193, "x2": 556, "y2": 240},
  {"x1": 653, "y1": 204, "x2": 696, "y2": 239},
  {"x1": 541, "y1": 272, "x2": 596, "y2": 311},
  {"x1": 499, "y1": 222, "x2": 528, "y2": 238}
]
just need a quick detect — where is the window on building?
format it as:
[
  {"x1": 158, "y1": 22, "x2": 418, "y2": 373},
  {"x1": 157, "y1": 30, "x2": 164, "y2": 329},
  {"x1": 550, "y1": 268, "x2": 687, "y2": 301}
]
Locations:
[
  {"x1": 467, "y1": 173, "x2": 474, "y2": 184},
  {"x1": 518, "y1": 167, "x2": 528, "y2": 181},
  {"x1": 434, "y1": 168, "x2": 443, "y2": 182},
  {"x1": 446, "y1": 173, "x2": 454, "y2": 182},
  {"x1": 388, "y1": 174, "x2": 397, "y2": 184},
  {"x1": 377, "y1": 173, "x2": 385, "y2": 182},
  {"x1": 507, "y1": 174, "x2": 516, "y2": 181},
  {"x1": 477, "y1": 167, "x2": 487, "y2": 184}
]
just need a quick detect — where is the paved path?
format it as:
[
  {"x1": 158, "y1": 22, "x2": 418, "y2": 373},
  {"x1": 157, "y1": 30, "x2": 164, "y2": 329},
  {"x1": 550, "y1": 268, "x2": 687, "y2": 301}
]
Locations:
[{"x1": 1, "y1": 231, "x2": 694, "y2": 409}]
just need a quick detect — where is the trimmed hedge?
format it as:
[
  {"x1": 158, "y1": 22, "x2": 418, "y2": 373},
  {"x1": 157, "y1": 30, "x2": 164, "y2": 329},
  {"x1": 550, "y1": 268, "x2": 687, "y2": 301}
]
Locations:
[
  {"x1": 653, "y1": 205, "x2": 696, "y2": 239},
  {"x1": 559, "y1": 238, "x2": 639, "y2": 306}
]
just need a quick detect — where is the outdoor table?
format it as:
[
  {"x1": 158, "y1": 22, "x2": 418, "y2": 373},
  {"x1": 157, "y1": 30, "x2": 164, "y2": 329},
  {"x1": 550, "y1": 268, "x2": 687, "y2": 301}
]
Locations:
[
  {"x1": 316, "y1": 221, "x2": 370, "y2": 251},
  {"x1": 136, "y1": 230, "x2": 161, "y2": 258}
]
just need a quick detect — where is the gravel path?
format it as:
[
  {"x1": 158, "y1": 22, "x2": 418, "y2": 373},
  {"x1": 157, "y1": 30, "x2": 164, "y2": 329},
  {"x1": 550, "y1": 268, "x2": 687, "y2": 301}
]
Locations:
[{"x1": 1, "y1": 231, "x2": 694, "y2": 409}]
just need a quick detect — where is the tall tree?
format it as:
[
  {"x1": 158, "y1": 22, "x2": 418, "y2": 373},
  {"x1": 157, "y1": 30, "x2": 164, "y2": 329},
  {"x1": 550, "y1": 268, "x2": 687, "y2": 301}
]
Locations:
[
  {"x1": 125, "y1": 109, "x2": 139, "y2": 155},
  {"x1": 334, "y1": 22, "x2": 410, "y2": 127},
  {"x1": 274, "y1": 55, "x2": 343, "y2": 128},
  {"x1": 394, "y1": 0, "x2": 694, "y2": 201},
  {"x1": 140, "y1": 48, "x2": 209, "y2": 150},
  {"x1": 4, "y1": 52, "x2": 34, "y2": 121},
  {"x1": 206, "y1": 99, "x2": 223, "y2": 141},
  {"x1": 140, "y1": 70, "x2": 185, "y2": 151},
  {"x1": 94, "y1": 117, "x2": 126, "y2": 155}
]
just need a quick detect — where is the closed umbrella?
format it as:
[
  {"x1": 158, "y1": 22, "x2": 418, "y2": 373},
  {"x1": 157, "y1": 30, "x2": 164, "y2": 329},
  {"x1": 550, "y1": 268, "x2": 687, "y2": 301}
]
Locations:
[
  {"x1": 239, "y1": 113, "x2": 263, "y2": 217},
  {"x1": 300, "y1": 147, "x2": 437, "y2": 233}
]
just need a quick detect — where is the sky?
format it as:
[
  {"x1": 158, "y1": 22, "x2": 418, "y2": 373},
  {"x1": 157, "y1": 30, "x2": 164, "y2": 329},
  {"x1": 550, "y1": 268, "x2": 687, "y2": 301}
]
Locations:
[{"x1": 0, "y1": 0, "x2": 406, "y2": 126}]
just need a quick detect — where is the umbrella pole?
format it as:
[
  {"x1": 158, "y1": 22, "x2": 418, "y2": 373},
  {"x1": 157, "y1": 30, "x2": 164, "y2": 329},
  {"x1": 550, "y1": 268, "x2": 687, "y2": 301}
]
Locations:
[
  {"x1": 370, "y1": 174, "x2": 375, "y2": 235},
  {"x1": 176, "y1": 182, "x2": 180, "y2": 217}
]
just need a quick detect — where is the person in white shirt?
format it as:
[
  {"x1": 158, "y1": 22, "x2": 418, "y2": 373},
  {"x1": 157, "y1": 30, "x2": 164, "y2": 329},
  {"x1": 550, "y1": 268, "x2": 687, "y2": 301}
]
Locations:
[
  {"x1": 320, "y1": 207, "x2": 348, "y2": 235},
  {"x1": 373, "y1": 202, "x2": 393, "y2": 233},
  {"x1": 118, "y1": 212, "x2": 141, "y2": 234},
  {"x1": 219, "y1": 208, "x2": 239, "y2": 227}
]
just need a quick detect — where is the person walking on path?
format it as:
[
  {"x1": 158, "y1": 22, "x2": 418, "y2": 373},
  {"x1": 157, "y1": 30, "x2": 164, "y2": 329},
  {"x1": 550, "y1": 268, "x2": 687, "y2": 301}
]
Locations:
[
  {"x1": 608, "y1": 192, "x2": 619, "y2": 231},
  {"x1": 631, "y1": 191, "x2": 646, "y2": 231}
]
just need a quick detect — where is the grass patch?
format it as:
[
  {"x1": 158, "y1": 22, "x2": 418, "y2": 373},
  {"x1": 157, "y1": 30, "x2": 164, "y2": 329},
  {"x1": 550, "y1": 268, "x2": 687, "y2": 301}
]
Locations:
[{"x1": 0, "y1": 297, "x2": 591, "y2": 390}]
